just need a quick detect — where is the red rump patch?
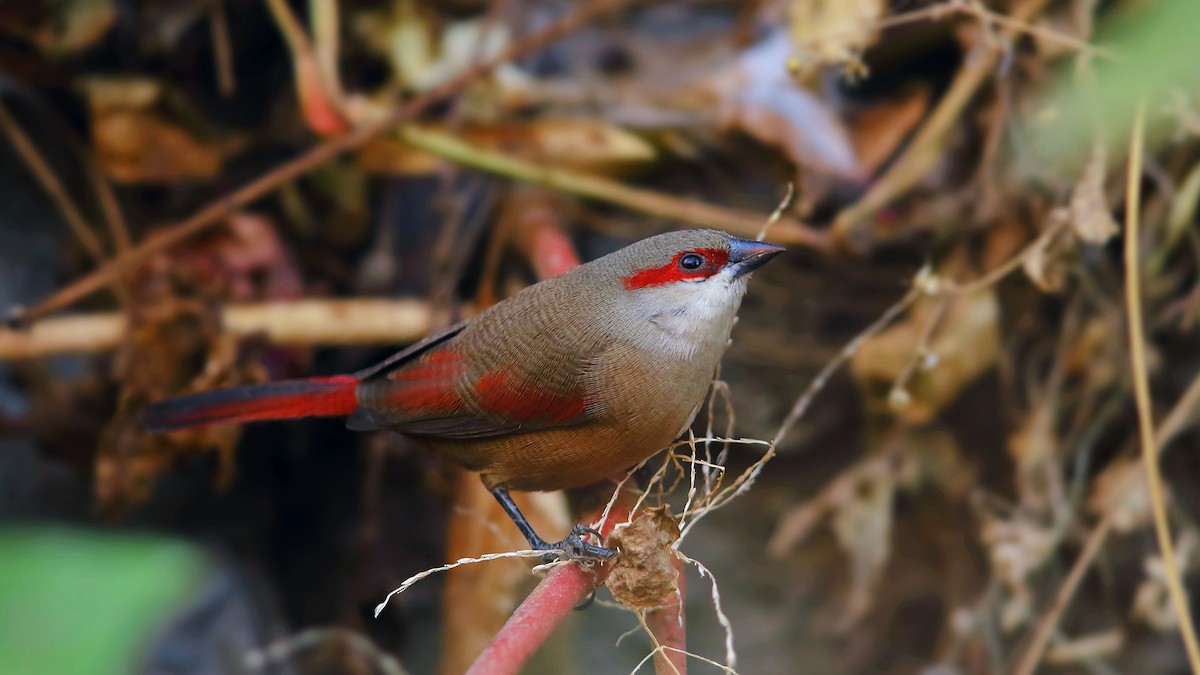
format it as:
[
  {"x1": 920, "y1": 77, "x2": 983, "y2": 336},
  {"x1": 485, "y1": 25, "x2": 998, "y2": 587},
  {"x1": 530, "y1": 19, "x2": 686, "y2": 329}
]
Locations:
[
  {"x1": 622, "y1": 247, "x2": 729, "y2": 290},
  {"x1": 475, "y1": 371, "x2": 587, "y2": 423}
]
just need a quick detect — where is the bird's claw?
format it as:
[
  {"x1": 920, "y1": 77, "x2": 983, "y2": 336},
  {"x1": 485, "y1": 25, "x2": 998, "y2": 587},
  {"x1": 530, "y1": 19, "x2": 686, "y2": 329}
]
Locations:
[
  {"x1": 537, "y1": 524, "x2": 616, "y2": 562},
  {"x1": 571, "y1": 523, "x2": 605, "y2": 542}
]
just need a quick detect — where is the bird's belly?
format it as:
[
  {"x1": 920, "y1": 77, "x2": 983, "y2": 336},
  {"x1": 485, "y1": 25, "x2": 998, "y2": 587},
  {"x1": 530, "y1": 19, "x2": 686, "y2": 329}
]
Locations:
[{"x1": 462, "y1": 414, "x2": 684, "y2": 492}]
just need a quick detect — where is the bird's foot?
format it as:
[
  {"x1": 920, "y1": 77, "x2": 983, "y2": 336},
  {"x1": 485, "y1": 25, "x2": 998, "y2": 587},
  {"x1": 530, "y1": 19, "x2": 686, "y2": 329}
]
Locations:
[
  {"x1": 537, "y1": 524, "x2": 616, "y2": 562},
  {"x1": 489, "y1": 487, "x2": 616, "y2": 562}
]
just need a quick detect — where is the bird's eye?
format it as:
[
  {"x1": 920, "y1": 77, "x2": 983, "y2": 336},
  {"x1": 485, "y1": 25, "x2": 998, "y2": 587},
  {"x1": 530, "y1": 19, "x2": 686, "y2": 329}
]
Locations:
[{"x1": 678, "y1": 253, "x2": 704, "y2": 271}]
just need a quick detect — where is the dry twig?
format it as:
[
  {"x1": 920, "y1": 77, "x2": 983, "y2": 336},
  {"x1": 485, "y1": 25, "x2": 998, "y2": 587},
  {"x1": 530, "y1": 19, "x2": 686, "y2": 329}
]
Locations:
[
  {"x1": 0, "y1": 99, "x2": 107, "y2": 263},
  {"x1": 210, "y1": 2, "x2": 236, "y2": 98},
  {"x1": 395, "y1": 126, "x2": 829, "y2": 251},
  {"x1": 0, "y1": 299, "x2": 432, "y2": 360},
  {"x1": 1121, "y1": 101, "x2": 1200, "y2": 673},
  {"x1": 832, "y1": 0, "x2": 1056, "y2": 245},
  {"x1": 1012, "y1": 99, "x2": 1200, "y2": 675}
]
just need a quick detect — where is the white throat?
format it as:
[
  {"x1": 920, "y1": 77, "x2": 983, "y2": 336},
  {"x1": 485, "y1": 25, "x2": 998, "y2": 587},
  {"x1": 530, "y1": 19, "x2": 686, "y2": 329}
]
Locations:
[{"x1": 621, "y1": 271, "x2": 749, "y2": 359}]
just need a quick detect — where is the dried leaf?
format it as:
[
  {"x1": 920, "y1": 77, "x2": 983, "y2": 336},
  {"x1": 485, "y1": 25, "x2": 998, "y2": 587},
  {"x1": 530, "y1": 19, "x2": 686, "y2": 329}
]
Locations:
[
  {"x1": 607, "y1": 506, "x2": 682, "y2": 611},
  {"x1": 4, "y1": 0, "x2": 117, "y2": 56},
  {"x1": 97, "y1": 298, "x2": 254, "y2": 509},
  {"x1": 1007, "y1": 406, "x2": 1062, "y2": 514},
  {"x1": 1088, "y1": 458, "x2": 1150, "y2": 533},
  {"x1": 907, "y1": 426, "x2": 976, "y2": 500},
  {"x1": 1132, "y1": 530, "x2": 1200, "y2": 632},
  {"x1": 354, "y1": 6, "x2": 532, "y2": 111},
  {"x1": 707, "y1": 30, "x2": 861, "y2": 180},
  {"x1": 1022, "y1": 211, "x2": 1075, "y2": 292},
  {"x1": 849, "y1": 83, "x2": 930, "y2": 174},
  {"x1": 81, "y1": 78, "x2": 228, "y2": 183},
  {"x1": 978, "y1": 514, "x2": 1058, "y2": 631},
  {"x1": 852, "y1": 282, "x2": 1000, "y2": 424},
  {"x1": 1065, "y1": 316, "x2": 1122, "y2": 388},
  {"x1": 769, "y1": 429, "x2": 950, "y2": 629},
  {"x1": 829, "y1": 455, "x2": 899, "y2": 629},
  {"x1": 788, "y1": 0, "x2": 885, "y2": 78},
  {"x1": 1068, "y1": 144, "x2": 1119, "y2": 244},
  {"x1": 1045, "y1": 629, "x2": 1125, "y2": 664}
]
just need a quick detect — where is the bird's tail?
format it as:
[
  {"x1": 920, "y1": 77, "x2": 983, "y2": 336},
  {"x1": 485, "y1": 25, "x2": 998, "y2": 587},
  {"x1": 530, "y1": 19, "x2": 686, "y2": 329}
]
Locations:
[{"x1": 142, "y1": 375, "x2": 360, "y2": 431}]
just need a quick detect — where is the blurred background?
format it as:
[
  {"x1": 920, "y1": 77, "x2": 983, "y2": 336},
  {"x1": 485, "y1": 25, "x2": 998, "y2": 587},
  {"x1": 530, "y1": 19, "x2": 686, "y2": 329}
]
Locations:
[{"x1": 2, "y1": 0, "x2": 1200, "y2": 673}]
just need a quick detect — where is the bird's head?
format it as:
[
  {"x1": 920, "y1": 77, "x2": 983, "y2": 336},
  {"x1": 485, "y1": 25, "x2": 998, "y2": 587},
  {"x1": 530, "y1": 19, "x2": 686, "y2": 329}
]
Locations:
[{"x1": 598, "y1": 229, "x2": 784, "y2": 354}]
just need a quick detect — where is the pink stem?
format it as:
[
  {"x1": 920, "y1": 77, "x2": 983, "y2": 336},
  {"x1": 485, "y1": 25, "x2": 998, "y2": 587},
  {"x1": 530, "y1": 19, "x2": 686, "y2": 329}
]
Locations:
[
  {"x1": 647, "y1": 556, "x2": 688, "y2": 675},
  {"x1": 523, "y1": 210, "x2": 580, "y2": 280},
  {"x1": 465, "y1": 501, "x2": 632, "y2": 675}
]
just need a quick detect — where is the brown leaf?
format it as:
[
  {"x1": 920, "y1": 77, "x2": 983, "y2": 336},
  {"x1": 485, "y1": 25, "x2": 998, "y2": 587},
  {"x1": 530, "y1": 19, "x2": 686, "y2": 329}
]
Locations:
[
  {"x1": 1087, "y1": 458, "x2": 1150, "y2": 533},
  {"x1": 1068, "y1": 143, "x2": 1119, "y2": 244},
  {"x1": 848, "y1": 83, "x2": 930, "y2": 174},
  {"x1": 829, "y1": 454, "x2": 899, "y2": 629},
  {"x1": 1132, "y1": 531, "x2": 1200, "y2": 632},
  {"x1": 851, "y1": 273, "x2": 1000, "y2": 424},
  {"x1": 82, "y1": 77, "x2": 228, "y2": 183},
  {"x1": 0, "y1": 0, "x2": 116, "y2": 56},
  {"x1": 1022, "y1": 210, "x2": 1075, "y2": 292},
  {"x1": 788, "y1": 0, "x2": 885, "y2": 79},
  {"x1": 96, "y1": 295, "x2": 256, "y2": 509},
  {"x1": 978, "y1": 513, "x2": 1058, "y2": 631},
  {"x1": 353, "y1": 7, "x2": 532, "y2": 111},
  {"x1": 606, "y1": 506, "x2": 682, "y2": 611},
  {"x1": 707, "y1": 30, "x2": 862, "y2": 180}
]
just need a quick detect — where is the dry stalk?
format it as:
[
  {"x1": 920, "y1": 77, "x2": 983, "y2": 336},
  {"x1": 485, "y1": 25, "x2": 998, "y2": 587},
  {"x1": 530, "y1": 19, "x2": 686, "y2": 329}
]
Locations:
[
  {"x1": 394, "y1": 126, "x2": 828, "y2": 251},
  {"x1": 832, "y1": 0, "x2": 1057, "y2": 245},
  {"x1": 88, "y1": 158, "x2": 131, "y2": 255},
  {"x1": 1013, "y1": 359, "x2": 1200, "y2": 674},
  {"x1": 1009, "y1": 512, "x2": 1115, "y2": 675},
  {"x1": 944, "y1": 216, "x2": 1071, "y2": 297},
  {"x1": 825, "y1": 1, "x2": 1115, "y2": 61},
  {"x1": 1012, "y1": 99, "x2": 1200, "y2": 675},
  {"x1": 774, "y1": 285, "x2": 920, "y2": 447},
  {"x1": 0, "y1": 299, "x2": 432, "y2": 360},
  {"x1": 374, "y1": 549, "x2": 557, "y2": 617},
  {"x1": 1121, "y1": 100, "x2": 1200, "y2": 673},
  {"x1": 0, "y1": 99, "x2": 107, "y2": 263},
  {"x1": 632, "y1": 611, "x2": 681, "y2": 675},
  {"x1": 210, "y1": 2, "x2": 236, "y2": 98}
]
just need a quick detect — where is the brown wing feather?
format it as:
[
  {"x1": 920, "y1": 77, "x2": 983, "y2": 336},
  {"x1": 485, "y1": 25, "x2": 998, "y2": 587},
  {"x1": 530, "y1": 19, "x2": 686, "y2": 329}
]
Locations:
[{"x1": 351, "y1": 292, "x2": 600, "y2": 439}]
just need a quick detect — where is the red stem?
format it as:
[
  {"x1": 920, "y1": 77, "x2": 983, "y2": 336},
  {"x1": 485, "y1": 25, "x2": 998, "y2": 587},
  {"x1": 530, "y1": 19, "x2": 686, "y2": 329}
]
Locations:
[
  {"x1": 520, "y1": 208, "x2": 579, "y2": 280},
  {"x1": 465, "y1": 500, "x2": 633, "y2": 675},
  {"x1": 647, "y1": 556, "x2": 688, "y2": 675}
]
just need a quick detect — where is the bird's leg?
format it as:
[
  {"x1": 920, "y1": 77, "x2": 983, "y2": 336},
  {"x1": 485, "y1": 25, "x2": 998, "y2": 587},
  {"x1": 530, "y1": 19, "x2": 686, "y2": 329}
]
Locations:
[{"x1": 490, "y1": 487, "x2": 616, "y2": 561}]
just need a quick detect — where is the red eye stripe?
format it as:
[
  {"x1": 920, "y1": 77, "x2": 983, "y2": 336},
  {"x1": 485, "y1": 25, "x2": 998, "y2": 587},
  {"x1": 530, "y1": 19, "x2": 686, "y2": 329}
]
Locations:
[{"x1": 622, "y1": 248, "x2": 729, "y2": 290}]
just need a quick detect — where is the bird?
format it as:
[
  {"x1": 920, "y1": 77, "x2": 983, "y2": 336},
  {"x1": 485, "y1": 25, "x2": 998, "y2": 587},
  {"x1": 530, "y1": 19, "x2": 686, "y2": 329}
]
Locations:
[{"x1": 143, "y1": 229, "x2": 783, "y2": 558}]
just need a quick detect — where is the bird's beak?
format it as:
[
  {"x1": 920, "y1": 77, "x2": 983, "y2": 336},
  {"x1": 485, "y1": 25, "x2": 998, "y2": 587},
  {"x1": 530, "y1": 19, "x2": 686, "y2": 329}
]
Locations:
[{"x1": 726, "y1": 238, "x2": 785, "y2": 278}]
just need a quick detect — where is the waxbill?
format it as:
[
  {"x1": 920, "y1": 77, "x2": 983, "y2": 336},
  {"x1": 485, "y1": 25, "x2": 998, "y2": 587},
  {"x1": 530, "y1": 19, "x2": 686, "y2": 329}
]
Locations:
[{"x1": 143, "y1": 229, "x2": 783, "y2": 557}]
